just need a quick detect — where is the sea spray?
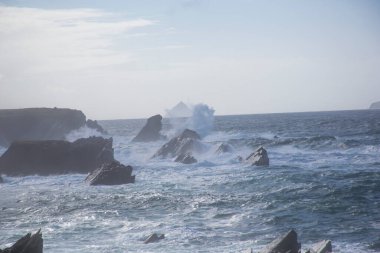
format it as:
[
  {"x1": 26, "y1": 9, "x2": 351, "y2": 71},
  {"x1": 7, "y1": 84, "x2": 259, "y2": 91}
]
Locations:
[
  {"x1": 186, "y1": 104, "x2": 215, "y2": 137},
  {"x1": 65, "y1": 126, "x2": 103, "y2": 142}
]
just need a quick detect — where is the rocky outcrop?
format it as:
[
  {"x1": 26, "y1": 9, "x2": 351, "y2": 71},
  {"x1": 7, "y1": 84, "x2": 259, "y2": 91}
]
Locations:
[
  {"x1": 215, "y1": 143, "x2": 233, "y2": 154},
  {"x1": 174, "y1": 153, "x2": 197, "y2": 164},
  {"x1": 0, "y1": 137, "x2": 114, "y2": 176},
  {"x1": 306, "y1": 240, "x2": 332, "y2": 253},
  {"x1": 369, "y1": 101, "x2": 380, "y2": 109},
  {"x1": 0, "y1": 108, "x2": 86, "y2": 147},
  {"x1": 0, "y1": 229, "x2": 43, "y2": 253},
  {"x1": 85, "y1": 161, "x2": 135, "y2": 185},
  {"x1": 144, "y1": 233, "x2": 165, "y2": 244},
  {"x1": 152, "y1": 129, "x2": 202, "y2": 159},
  {"x1": 85, "y1": 119, "x2": 107, "y2": 134},
  {"x1": 132, "y1": 114, "x2": 164, "y2": 142},
  {"x1": 246, "y1": 147, "x2": 269, "y2": 166},
  {"x1": 259, "y1": 229, "x2": 301, "y2": 253}
]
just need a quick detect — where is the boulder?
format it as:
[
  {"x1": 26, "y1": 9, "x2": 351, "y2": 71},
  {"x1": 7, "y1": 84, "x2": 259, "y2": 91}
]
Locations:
[
  {"x1": 306, "y1": 240, "x2": 332, "y2": 253},
  {"x1": 215, "y1": 143, "x2": 233, "y2": 154},
  {"x1": 0, "y1": 137, "x2": 114, "y2": 176},
  {"x1": 144, "y1": 233, "x2": 165, "y2": 244},
  {"x1": 0, "y1": 108, "x2": 86, "y2": 147},
  {"x1": 246, "y1": 147, "x2": 269, "y2": 166},
  {"x1": 0, "y1": 229, "x2": 43, "y2": 253},
  {"x1": 132, "y1": 114, "x2": 164, "y2": 142},
  {"x1": 85, "y1": 161, "x2": 135, "y2": 185},
  {"x1": 85, "y1": 119, "x2": 107, "y2": 134},
  {"x1": 174, "y1": 153, "x2": 197, "y2": 164},
  {"x1": 259, "y1": 229, "x2": 301, "y2": 253},
  {"x1": 152, "y1": 129, "x2": 202, "y2": 159}
]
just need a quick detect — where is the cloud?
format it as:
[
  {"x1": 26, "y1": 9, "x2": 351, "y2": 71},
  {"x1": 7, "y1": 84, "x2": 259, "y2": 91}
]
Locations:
[{"x1": 0, "y1": 6, "x2": 154, "y2": 76}]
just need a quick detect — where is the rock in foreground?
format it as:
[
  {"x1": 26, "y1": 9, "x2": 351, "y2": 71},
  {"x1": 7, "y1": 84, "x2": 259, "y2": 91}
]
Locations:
[
  {"x1": 132, "y1": 114, "x2": 164, "y2": 142},
  {"x1": 306, "y1": 240, "x2": 332, "y2": 253},
  {"x1": 246, "y1": 146, "x2": 269, "y2": 166},
  {"x1": 174, "y1": 153, "x2": 197, "y2": 164},
  {"x1": 0, "y1": 137, "x2": 114, "y2": 176},
  {"x1": 0, "y1": 229, "x2": 43, "y2": 253},
  {"x1": 144, "y1": 233, "x2": 165, "y2": 244},
  {"x1": 85, "y1": 161, "x2": 135, "y2": 185},
  {"x1": 259, "y1": 229, "x2": 301, "y2": 253},
  {"x1": 152, "y1": 129, "x2": 202, "y2": 159}
]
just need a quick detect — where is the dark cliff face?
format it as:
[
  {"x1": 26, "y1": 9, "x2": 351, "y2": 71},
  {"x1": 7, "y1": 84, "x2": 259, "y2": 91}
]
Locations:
[
  {"x1": 0, "y1": 108, "x2": 86, "y2": 147},
  {"x1": 369, "y1": 101, "x2": 380, "y2": 109},
  {"x1": 0, "y1": 136, "x2": 114, "y2": 176}
]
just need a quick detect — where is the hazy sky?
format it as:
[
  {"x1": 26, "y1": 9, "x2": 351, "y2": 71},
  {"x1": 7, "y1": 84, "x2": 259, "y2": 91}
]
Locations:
[{"x1": 0, "y1": 0, "x2": 379, "y2": 119}]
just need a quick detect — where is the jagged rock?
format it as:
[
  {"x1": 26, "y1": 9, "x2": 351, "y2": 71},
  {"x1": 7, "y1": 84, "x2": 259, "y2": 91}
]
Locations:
[
  {"x1": 174, "y1": 153, "x2": 197, "y2": 164},
  {"x1": 369, "y1": 101, "x2": 380, "y2": 109},
  {"x1": 85, "y1": 119, "x2": 107, "y2": 134},
  {"x1": 0, "y1": 137, "x2": 114, "y2": 176},
  {"x1": 85, "y1": 161, "x2": 135, "y2": 185},
  {"x1": 144, "y1": 233, "x2": 165, "y2": 244},
  {"x1": 306, "y1": 240, "x2": 332, "y2": 253},
  {"x1": 0, "y1": 108, "x2": 86, "y2": 147},
  {"x1": 132, "y1": 115, "x2": 164, "y2": 142},
  {"x1": 0, "y1": 229, "x2": 43, "y2": 253},
  {"x1": 246, "y1": 147, "x2": 269, "y2": 166},
  {"x1": 215, "y1": 143, "x2": 233, "y2": 154},
  {"x1": 152, "y1": 129, "x2": 202, "y2": 159},
  {"x1": 259, "y1": 229, "x2": 301, "y2": 253}
]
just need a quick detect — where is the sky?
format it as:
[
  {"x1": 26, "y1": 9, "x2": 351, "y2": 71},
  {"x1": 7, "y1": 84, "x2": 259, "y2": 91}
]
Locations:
[{"x1": 0, "y1": 0, "x2": 379, "y2": 119}]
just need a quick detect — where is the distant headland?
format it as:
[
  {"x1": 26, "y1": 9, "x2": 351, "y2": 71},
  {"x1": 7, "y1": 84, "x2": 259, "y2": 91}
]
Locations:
[{"x1": 369, "y1": 101, "x2": 380, "y2": 109}]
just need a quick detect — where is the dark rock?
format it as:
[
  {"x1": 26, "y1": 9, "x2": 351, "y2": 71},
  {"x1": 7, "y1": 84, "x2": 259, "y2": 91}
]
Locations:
[
  {"x1": 259, "y1": 229, "x2": 301, "y2": 253},
  {"x1": 144, "y1": 233, "x2": 165, "y2": 244},
  {"x1": 0, "y1": 137, "x2": 114, "y2": 176},
  {"x1": 215, "y1": 143, "x2": 233, "y2": 154},
  {"x1": 85, "y1": 161, "x2": 135, "y2": 185},
  {"x1": 369, "y1": 101, "x2": 380, "y2": 109},
  {"x1": 174, "y1": 153, "x2": 197, "y2": 164},
  {"x1": 306, "y1": 240, "x2": 332, "y2": 253},
  {"x1": 246, "y1": 147, "x2": 269, "y2": 166},
  {"x1": 0, "y1": 108, "x2": 86, "y2": 147},
  {"x1": 132, "y1": 114, "x2": 164, "y2": 142},
  {"x1": 152, "y1": 129, "x2": 202, "y2": 159},
  {"x1": 85, "y1": 119, "x2": 107, "y2": 134},
  {"x1": 0, "y1": 175, "x2": 3, "y2": 183},
  {"x1": 0, "y1": 229, "x2": 43, "y2": 253}
]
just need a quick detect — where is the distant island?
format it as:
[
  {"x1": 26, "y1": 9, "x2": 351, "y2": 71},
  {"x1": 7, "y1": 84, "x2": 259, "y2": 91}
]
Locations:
[{"x1": 369, "y1": 101, "x2": 380, "y2": 109}]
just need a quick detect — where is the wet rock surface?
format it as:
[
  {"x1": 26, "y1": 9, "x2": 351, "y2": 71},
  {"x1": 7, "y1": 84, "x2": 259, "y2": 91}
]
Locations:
[
  {"x1": 0, "y1": 229, "x2": 43, "y2": 253},
  {"x1": 85, "y1": 161, "x2": 135, "y2": 185},
  {"x1": 246, "y1": 146, "x2": 269, "y2": 166},
  {"x1": 132, "y1": 114, "x2": 164, "y2": 142}
]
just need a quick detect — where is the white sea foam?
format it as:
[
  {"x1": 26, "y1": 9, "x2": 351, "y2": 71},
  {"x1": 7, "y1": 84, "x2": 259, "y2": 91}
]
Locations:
[{"x1": 65, "y1": 126, "x2": 103, "y2": 142}]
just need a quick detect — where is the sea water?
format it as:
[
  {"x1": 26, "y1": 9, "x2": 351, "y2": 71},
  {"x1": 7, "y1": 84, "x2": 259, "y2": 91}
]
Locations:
[{"x1": 0, "y1": 110, "x2": 379, "y2": 252}]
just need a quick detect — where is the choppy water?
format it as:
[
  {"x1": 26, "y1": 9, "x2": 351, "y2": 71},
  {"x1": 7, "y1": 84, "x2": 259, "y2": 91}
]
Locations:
[{"x1": 1, "y1": 110, "x2": 380, "y2": 252}]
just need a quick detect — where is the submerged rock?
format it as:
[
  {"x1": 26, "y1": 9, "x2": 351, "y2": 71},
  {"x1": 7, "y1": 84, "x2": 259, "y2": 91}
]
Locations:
[
  {"x1": 215, "y1": 143, "x2": 233, "y2": 154},
  {"x1": 306, "y1": 240, "x2": 332, "y2": 253},
  {"x1": 259, "y1": 229, "x2": 301, "y2": 253},
  {"x1": 0, "y1": 229, "x2": 43, "y2": 253},
  {"x1": 144, "y1": 233, "x2": 165, "y2": 244},
  {"x1": 246, "y1": 147, "x2": 269, "y2": 166},
  {"x1": 152, "y1": 129, "x2": 202, "y2": 159},
  {"x1": 85, "y1": 119, "x2": 107, "y2": 134},
  {"x1": 0, "y1": 108, "x2": 86, "y2": 147},
  {"x1": 85, "y1": 161, "x2": 135, "y2": 185},
  {"x1": 0, "y1": 137, "x2": 114, "y2": 176},
  {"x1": 174, "y1": 153, "x2": 197, "y2": 164},
  {"x1": 132, "y1": 114, "x2": 164, "y2": 142}
]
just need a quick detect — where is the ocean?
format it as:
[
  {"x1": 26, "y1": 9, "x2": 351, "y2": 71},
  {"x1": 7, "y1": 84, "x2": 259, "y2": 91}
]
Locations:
[{"x1": 1, "y1": 110, "x2": 379, "y2": 252}]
